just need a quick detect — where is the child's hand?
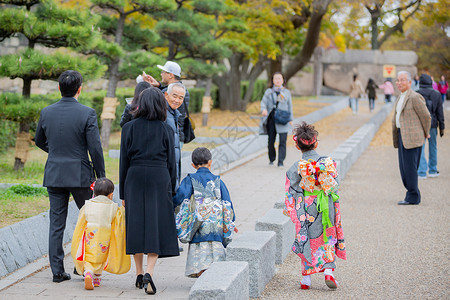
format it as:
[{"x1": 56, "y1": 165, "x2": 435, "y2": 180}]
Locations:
[
  {"x1": 234, "y1": 227, "x2": 238, "y2": 233},
  {"x1": 122, "y1": 200, "x2": 125, "y2": 208}
]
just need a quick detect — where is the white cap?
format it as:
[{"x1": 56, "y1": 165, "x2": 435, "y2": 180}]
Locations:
[{"x1": 157, "y1": 61, "x2": 181, "y2": 77}]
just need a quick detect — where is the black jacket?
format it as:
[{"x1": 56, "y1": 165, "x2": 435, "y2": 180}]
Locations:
[
  {"x1": 35, "y1": 97, "x2": 105, "y2": 187},
  {"x1": 418, "y1": 74, "x2": 445, "y2": 130}
]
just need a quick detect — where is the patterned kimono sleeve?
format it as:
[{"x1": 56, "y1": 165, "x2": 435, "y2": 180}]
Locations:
[
  {"x1": 333, "y1": 199, "x2": 347, "y2": 260},
  {"x1": 284, "y1": 175, "x2": 295, "y2": 219},
  {"x1": 71, "y1": 206, "x2": 87, "y2": 275},
  {"x1": 105, "y1": 207, "x2": 131, "y2": 274}
]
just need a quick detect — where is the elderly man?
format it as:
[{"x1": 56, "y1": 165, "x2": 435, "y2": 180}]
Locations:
[
  {"x1": 392, "y1": 71, "x2": 431, "y2": 205},
  {"x1": 142, "y1": 61, "x2": 191, "y2": 146},
  {"x1": 164, "y1": 82, "x2": 186, "y2": 188}
]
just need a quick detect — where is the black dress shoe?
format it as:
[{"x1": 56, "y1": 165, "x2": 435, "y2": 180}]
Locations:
[
  {"x1": 53, "y1": 272, "x2": 71, "y2": 283},
  {"x1": 278, "y1": 161, "x2": 284, "y2": 167},
  {"x1": 135, "y1": 274, "x2": 143, "y2": 289},
  {"x1": 397, "y1": 200, "x2": 417, "y2": 205},
  {"x1": 143, "y1": 273, "x2": 156, "y2": 294}
]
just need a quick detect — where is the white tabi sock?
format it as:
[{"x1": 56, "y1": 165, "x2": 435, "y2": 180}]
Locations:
[
  {"x1": 301, "y1": 275, "x2": 311, "y2": 286},
  {"x1": 324, "y1": 268, "x2": 334, "y2": 277}
]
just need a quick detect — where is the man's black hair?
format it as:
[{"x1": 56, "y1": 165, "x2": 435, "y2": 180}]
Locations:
[
  {"x1": 192, "y1": 147, "x2": 212, "y2": 166},
  {"x1": 93, "y1": 177, "x2": 115, "y2": 197},
  {"x1": 58, "y1": 70, "x2": 83, "y2": 97}
]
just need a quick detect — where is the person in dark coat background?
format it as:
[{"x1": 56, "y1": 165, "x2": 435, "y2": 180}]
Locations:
[
  {"x1": 366, "y1": 78, "x2": 378, "y2": 112},
  {"x1": 119, "y1": 81, "x2": 151, "y2": 127},
  {"x1": 35, "y1": 70, "x2": 105, "y2": 283},
  {"x1": 417, "y1": 74, "x2": 445, "y2": 179},
  {"x1": 119, "y1": 87, "x2": 179, "y2": 295}
]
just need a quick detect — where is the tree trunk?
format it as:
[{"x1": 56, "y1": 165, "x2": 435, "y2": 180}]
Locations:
[
  {"x1": 100, "y1": 12, "x2": 126, "y2": 150},
  {"x1": 13, "y1": 122, "x2": 30, "y2": 171},
  {"x1": 202, "y1": 78, "x2": 212, "y2": 126},
  {"x1": 369, "y1": 6, "x2": 380, "y2": 50},
  {"x1": 284, "y1": 0, "x2": 331, "y2": 84},
  {"x1": 229, "y1": 54, "x2": 244, "y2": 111},
  {"x1": 268, "y1": 54, "x2": 282, "y2": 86}
]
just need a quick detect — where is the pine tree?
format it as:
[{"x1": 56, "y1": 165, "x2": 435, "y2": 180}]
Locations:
[
  {"x1": 90, "y1": 0, "x2": 174, "y2": 149},
  {"x1": 0, "y1": 0, "x2": 106, "y2": 170}
]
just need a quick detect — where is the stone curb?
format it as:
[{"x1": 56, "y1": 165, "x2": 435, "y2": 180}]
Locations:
[
  {"x1": 255, "y1": 208, "x2": 295, "y2": 264},
  {"x1": 226, "y1": 231, "x2": 276, "y2": 298},
  {"x1": 189, "y1": 261, "x2": 249, "y2": 300}
]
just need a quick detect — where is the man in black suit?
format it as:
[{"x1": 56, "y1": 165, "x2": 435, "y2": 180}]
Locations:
[{"x1": 35, "y1": 70, "x2": 105, "y2": 282}]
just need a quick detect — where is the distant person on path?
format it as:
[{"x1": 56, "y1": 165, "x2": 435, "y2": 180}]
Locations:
[
  {"x1": 431, "y1": 76, "x2": 438, "y2": 90},
  {"x1": 417, "y1": 74, "x2": 445, "y2": 179},
  {"x1": 260, "y1": 72, "x2": 294, "y2": 167},
  {"x1": 379, "y1": 78, "x2": 394, "y2": 103},
  {"x1": 284, "y1": 122, "x2": 346, "y2": 290},
  {"x1": 119, "y1": 81, "x2": 151, "y2": 127},
  {"x1": 173, "y1": 147, "x2": 236, "y2": 278},
  {"x1": 71, "y1": 177, "x2": 130, "y2": 290},
  {"x1": 366, "y1": 78, "x2": 378, "y2": 112},
  {"x1": 437, "y1": 75, "x2": 448, "y2": 104},
  {"x1": 392, "y1": 71, "x2": 431, "y2": 205},
  {"x1": 119, "y1": 87, "x2": 179, "y2": 295},
  {"x1": 348, "y1": 74, "x2": 365, "y2": 114},
  {"x1": 35, "y1": 70, "x2": 105, "y2": 283},
  {"x1": 140, "y1": 61, "x2": 191, "y2": 147},
  {"x1": 412, "y1": 74, "x2": 420, "y2": 91}
]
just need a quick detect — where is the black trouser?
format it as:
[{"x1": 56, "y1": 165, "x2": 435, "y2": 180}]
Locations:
[
  {"x1": 47, "y1": 187, "x2": 92, "y2": 275},
  {"x1": 267, "y1": 113, "x2": 287, "y2": 164},
  {"x1": 397, "y1": 132, "x2": 422, "y2": 204}
]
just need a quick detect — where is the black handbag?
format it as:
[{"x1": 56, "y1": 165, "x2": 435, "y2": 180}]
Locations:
[
  {"x1": 272, "y1": 93, "x2": 291, "y2": 125},
  {"x1": 182, "y1": 101, "x2": 195, "y2": 143}
]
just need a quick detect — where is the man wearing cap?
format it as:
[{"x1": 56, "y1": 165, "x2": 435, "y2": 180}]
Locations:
[{"x1": 141, "y1": 61, "x2": 190, "y2": 146}]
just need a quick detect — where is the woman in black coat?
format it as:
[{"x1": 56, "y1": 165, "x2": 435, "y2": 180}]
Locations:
[{"x1": 119, "y1": 87, "x2": 179, "y2": 295}]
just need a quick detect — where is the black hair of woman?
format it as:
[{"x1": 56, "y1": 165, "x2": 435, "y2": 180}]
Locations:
[
  {"x1": 133, "y1": 87, "x2": 167, "y2": 121},
  {"x1": 130, "y1": 81, "x2": 152, "y2": 111}
]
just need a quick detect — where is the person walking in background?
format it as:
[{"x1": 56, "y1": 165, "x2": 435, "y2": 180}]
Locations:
[
  {"x1": 379, "y1": 78, "x2": 394, "y2": 103},
  {"x1": 284, "y1": 122, "x2": 346, "y2": 290},
  {"x1": 348, "y1": 74, "x2": 365, "y2": 114},
  {"x1": 431, "y1": 76, "x2": 438, "y2": 91},
  {"x1": 260, "y1": 72, "x2": 294, "y2": 167},
  {"x1": 412, "y1": 74, "x2": 420, "y2": 91},
  {"x1": 140, "y1": 61, "x2": 191, "y2": 147},
  {"x1": 366, "y1": 78, "x2": 378, "y2": 112},
  {"x1": 71, "y1": 177, "x2": 130, "y2": 290},
  {"x1": 120, "y1": 87, "x2": 179, "y2": 295},
  {"x1": 35, "y1": 70, "x2": 105, "y2": 283},
  {"x1": 437, "y1": 75, "x2": 448, "y2": 104},
  {"x1": 392, "y1": 71, "x2": 431, "y2": 205},
  {"x1": 173, "y1": 147, "x2": 236, "y2": 278},
  {"x1": 417, "y1": 74, "x2": 445, "y2": 179},
  {"x1": 119, "y1": 81, "x2": 151, "y2": 127}
]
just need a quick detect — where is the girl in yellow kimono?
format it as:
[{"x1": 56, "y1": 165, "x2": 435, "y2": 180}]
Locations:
[{"x1": 71, "y1": 178, "x2": 130, "y2": 290}]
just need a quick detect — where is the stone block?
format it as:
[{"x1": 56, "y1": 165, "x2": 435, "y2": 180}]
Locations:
[
  {"x1": 27, "y1": 213, "x2": 49, "y2": 256},
  {"x1": 273, "y1": 200, "x2": 285, "y2": 209},
  {"x1": 226, "y1": 231, "x2": 276, "y2": 297},
  {"x1": 0, "y1": 233, "x2": 17, "y2": 273},
  {"x1": 9, "y1": 222, "x2": 35, "y2": 265},
  {"x1": 0, "y1": 256, "x2": 7, "y2": 277},
  {"x1": 255, "y1": 209, "x2": 295, "y2": 264},
  {"x1": 17, "y1": 217, "x2": 42, "y2": 260},
  {"x1": 189, "y1": 261, "x2": 249, "y2": 300}
]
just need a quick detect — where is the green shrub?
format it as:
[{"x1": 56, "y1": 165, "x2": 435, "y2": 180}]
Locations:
[
  {"x1": 0, "y1": 120, "x2": 18, "y2": 153},
  {"x1": 9, "y1": 184, "x2": 48, "y2": 196}
]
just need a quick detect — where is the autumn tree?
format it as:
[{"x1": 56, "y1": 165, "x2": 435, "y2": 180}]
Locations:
[{"x1": 0, "y1": 0, "x2": 105, "y2": 170}]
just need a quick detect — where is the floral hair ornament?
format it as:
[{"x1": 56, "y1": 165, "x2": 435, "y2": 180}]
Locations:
[
  {"x1": 292, "y1": 135, "x2": 297, "y2": 142},
  {"x1": 299, "y1": 136, "x2": 317, "y2": 145}
]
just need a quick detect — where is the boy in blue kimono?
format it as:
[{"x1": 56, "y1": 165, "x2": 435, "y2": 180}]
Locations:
[{"x1": 173, "y1": 147, "x2": 236, "y2": 277}]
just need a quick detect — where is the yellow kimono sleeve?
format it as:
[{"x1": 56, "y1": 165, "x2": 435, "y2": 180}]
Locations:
[
  {"x1": 104, "y1": 206, "x2": 130, "y2": 274},
  {"x1": 71, "y1": 206, "x2": 87, "y2": 275}
]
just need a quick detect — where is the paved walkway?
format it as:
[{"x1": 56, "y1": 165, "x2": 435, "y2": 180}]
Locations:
[{"x1": 2, "y1": 100, "x2": 448, "y2": 299}]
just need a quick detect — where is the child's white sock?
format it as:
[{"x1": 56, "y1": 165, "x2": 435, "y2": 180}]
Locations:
[
  {"x1": 301, "y1": 275, "x2": 311, "y2": 286},
  {"x1": 324, "y1": 268, "x2": 334, "y2": 277}
]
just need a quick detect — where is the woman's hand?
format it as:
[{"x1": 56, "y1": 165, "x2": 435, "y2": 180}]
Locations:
[
  {"x1": 261, "y1": 109, "x2": 268, "y2": 117},
  {"x1": 122, "y1": 200, "x2": 125, "y2": 207}
]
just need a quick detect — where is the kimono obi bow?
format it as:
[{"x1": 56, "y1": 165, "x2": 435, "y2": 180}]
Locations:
[{"x1": 298, "y1": 157, "x2": 338, "y2": 196}]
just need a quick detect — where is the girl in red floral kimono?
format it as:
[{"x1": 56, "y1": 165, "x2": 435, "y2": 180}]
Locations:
[{"x1": 284, "y1": 122, "x2": 346, "y2": 290}]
